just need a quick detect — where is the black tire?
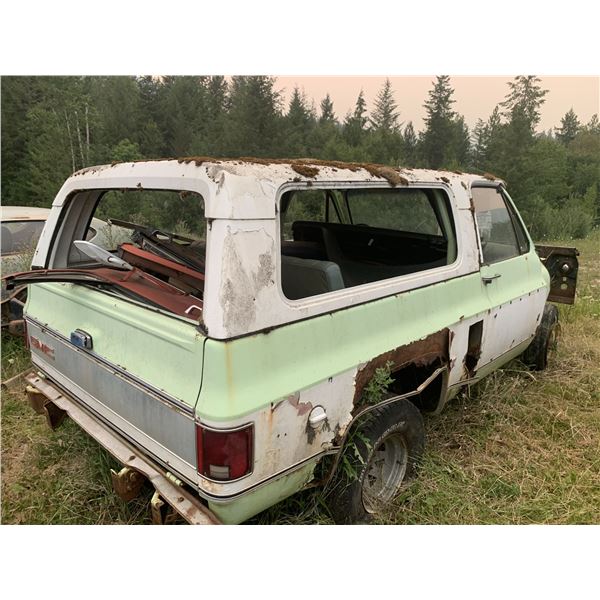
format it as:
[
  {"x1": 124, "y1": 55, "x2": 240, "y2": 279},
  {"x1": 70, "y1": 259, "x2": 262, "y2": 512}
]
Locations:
[
  {"x1": 522, "y1": 303, "x2": 559, "y2": 371},
  {"x1": 326, "y1": 400, "x2": 425, "y2": 524}
]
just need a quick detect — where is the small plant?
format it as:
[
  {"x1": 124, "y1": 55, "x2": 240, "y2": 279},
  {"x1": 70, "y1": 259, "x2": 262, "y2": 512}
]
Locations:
[
  {"x1": 362, "y1": 360, "x2": 394, "y2": 405},
  {"x1": 339, "y1": 429, "x2": 371, "y2": 482},
  {"x1": 335, "y1": 363, "x2": 395, "y2": 484}
]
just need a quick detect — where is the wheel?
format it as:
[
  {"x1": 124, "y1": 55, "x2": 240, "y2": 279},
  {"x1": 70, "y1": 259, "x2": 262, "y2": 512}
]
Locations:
[
  {"x1": 326, "y1": 400, "x2": 425, "y2": 524},
  {"x1": 522, "y1": 303, "x2": 559, "y2": 371}
]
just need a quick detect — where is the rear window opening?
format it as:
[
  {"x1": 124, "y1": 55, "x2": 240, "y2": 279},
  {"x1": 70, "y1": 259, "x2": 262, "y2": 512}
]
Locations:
[
  {"x1": 280, "y1": 187, "x2": 457, "y2": 300},
  {"x1": 51, "y1": 188, "x2": 206, "y2": 321}
]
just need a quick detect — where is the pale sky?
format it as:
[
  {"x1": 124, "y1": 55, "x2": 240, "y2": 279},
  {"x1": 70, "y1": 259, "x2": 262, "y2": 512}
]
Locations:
[{"x1": 275, "y1": 76, "x2": 599, "y2": 133}]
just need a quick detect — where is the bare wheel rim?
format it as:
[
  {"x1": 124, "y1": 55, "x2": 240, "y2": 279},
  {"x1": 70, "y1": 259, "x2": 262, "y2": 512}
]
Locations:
[{"x1": 361, "y1": 432, "x2": 408, "y2": 513}]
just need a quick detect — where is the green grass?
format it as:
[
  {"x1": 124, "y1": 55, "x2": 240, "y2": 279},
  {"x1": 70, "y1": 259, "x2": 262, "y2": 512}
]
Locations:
[{"x1": 2, "y1": 232, "x2": 599, "y2": 524}]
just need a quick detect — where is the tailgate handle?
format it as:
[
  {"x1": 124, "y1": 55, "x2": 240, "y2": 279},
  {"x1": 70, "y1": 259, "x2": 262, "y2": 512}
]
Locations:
[{"x1": 482, "y1": 273, "x2": 501, "y2": 284}]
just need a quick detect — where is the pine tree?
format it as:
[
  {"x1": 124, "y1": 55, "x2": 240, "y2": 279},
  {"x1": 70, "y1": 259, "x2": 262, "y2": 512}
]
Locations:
[
  {"x1": 370, "y1": 79, "x2": 400, "y2": 132},
  {"x1": 500, "y1": 75, "x2": 548, "y2": 133},
  {"x1": 450, "y1": 115, "x2": 470, "y2": 168},
  {"x1": 284, "y1": 87, "x2": 316, "y2": 156},
  {"x1": 470, "y1": 118, "x2": 489, "y2": 170},
  {"x1": 343, "y1": 90, "x2": 368, "y2": 147},
  {"x1": 319, "y1": 94, "x2": 336, "y2": 124},
  {"x1": 159, "y1": 76, "x2": 207, "y2": 155},
  {"x1": 223, "y1": 76, "x2": 282, "y2": 157},
  {"x1": 555, "y1": 108, "x2": 580, "y2": 144},
  {"x1": 420, "y1": 75, "x2": 457, "y2": 168},
  {"x1": 584, "y1": 114, "x2": 600, "y2": 134},
  {"x1": 192, "y1": 76, "x2": 229, "y2": 155},
  {"x1": 402, "y1": 121, "x2": 418, "y2": 166}
]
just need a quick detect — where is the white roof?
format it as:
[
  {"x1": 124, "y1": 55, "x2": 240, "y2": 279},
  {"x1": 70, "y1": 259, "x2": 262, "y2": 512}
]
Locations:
[
  {"x1": 59, "y1": 158, "x2": 505, "y2": 220},
  {"x1": 71, "y1": 157, "x2": 502, "y2": 188}
]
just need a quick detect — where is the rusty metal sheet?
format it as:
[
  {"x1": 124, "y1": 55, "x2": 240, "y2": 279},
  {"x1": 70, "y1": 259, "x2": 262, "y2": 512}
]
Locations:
[
  {"x1": 111, "y1": 466, "x2": 146, "y2": 502},
  {"x1": 5, "y1": 267, "x2": 203, "y2": 319},
  {"x1": 353, "y1": 329, "x2": 449, "y2": 404},
  {"x1": 535, "y1": 244, "x2": 579, "y2": 304}
]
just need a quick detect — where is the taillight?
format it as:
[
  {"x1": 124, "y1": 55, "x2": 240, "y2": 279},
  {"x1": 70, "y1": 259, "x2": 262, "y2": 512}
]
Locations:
[{"x1": 196, "y1": 423, "x2": 253, "y2": 481}]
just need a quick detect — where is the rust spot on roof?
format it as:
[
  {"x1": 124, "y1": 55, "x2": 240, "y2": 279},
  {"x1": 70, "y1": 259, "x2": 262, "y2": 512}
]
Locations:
[
  {"x1": 176, "y1": 156, "x2": 411, "y2": 186},
  {"x1": 291, "y1": 164, "x2": 319, "y2": 178},
  {"x1": 105, "y1": 155, "x2": 415, "y2": 186},
  {"x1": 178, "y1": 156, "x2": 222, "y2": 167},
  {"x1": 483, "y1": 172, "x2": 498, "y2": 181},
  {"x1": 440, "y1": 176, "x2": 450, "y2": 183}
]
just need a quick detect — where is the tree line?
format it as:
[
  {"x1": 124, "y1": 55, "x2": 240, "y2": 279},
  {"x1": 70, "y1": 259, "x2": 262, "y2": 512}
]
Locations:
[{"x1": 1, "y1": 75, "x2": 598, "y2": 239}]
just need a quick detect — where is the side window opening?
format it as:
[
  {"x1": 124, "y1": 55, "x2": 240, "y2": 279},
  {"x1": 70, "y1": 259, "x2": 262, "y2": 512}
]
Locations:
[
  {"x1": 472, "y1": 186, "x2": 523, "y2": 264},
  {"x1": 280, "y1": 186, "x2": 456, "y2": 300}
]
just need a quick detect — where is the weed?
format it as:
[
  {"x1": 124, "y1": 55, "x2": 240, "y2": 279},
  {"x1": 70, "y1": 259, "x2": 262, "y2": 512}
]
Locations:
[{"x1": 361, "y1": 360, "x2": 394, "y2": 405}]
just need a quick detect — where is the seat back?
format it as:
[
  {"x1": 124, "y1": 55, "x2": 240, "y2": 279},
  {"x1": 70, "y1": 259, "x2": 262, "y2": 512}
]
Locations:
[{"x1": 281, "y1": 255, "x2": 345, "y2": 300}]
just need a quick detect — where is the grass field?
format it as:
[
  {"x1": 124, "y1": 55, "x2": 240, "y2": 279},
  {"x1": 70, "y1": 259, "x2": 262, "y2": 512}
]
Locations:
[{"x1": 1, "y1": 233, "x2": 599, "y2": 524}]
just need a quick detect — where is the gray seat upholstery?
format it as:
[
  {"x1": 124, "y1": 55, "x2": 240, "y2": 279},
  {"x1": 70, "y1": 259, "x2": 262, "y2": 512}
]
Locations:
[{"x1": 281, "y1": 255, "x2": 345, "y2": 299}]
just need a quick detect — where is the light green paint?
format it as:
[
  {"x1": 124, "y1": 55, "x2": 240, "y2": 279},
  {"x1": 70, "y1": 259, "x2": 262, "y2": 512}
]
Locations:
[
  {"x1": 198, "y1": 249, "x2": 548, "y2": 422},
  {"x1": 208, "y1": 462, "x2": 317, "y2": 524},
  {"x1": 26, "y1": 283, "x2": 205, "y2": 406},
  {"x1": 199, "y1": 272, "x2": 489, "y2": 421}
]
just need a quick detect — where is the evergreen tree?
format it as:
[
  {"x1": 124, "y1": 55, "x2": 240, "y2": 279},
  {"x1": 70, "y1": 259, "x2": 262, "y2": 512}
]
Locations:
[
  {"x1": 284, "y1": 87, "x2": 316, "y2": 156},
  {"x1": 420, "y1": 75, "x2": 458, "y2": 168},
  {"x1": 500, "y1": 75, "x2": 548, "y2": 133},
  {"x1": 370, "y1": 79, "x2": 400, "y2": 132},
  {"x1": 483, "y1": 105, "x2": 504, "y2": 171},
  {"x1": 192, "y1": 76, "x2": 229, "y2": 155},
  {"x1": 160, "y1": 76, "x2": 207, "y2": 156},
  {"x1": 343, "y1": 90, "x2": 368, "y2": 147},
  {"x1": 449, "y1": 115, "x2": 470, "y2": 168},
  {"x1": 319, "y1": 94, "x2": 336, "y2": 124},
  {"x1": 402, "y1": 121, "x2": 418, "y2": 166},
  {"x1": 584, "y1": 114, "x2": 600, "y2": 134},
  {"x1": 91, "y1": 76, "x2": 142, "y2": 155},
  {"x1": 25, "y1": 104, "x2": 74, "y2": 205},
  {"x1": 223, "y1": 76, "x2": 282, "y2": 157},
  {"x1": 470, "y1": 118, "x2": 489, "y2": 170}
]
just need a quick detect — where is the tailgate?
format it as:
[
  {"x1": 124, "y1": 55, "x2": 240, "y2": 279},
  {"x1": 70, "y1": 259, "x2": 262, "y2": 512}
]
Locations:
[{"x1": 25, "y1": 282, "x2": 204, "y2": 484}]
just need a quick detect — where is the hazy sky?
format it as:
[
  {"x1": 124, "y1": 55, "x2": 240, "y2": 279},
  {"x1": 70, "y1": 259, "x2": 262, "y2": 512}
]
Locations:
[{"x1": 275, "y1": 76, "x2": 599, "y2": 133}]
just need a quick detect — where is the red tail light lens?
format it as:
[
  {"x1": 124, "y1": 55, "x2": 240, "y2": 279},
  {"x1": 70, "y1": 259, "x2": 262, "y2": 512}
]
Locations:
[{"x1": 196, "y1": 423, "x2": 253, "y2": 481}]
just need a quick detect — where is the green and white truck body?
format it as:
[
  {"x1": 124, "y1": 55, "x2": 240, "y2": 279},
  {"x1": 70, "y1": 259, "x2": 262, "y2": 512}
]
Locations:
[{"x1": 12, "y1": 158, "x2": 575, "y2": 523}]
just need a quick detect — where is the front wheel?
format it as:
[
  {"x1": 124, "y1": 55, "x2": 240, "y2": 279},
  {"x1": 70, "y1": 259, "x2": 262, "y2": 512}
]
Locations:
[{"x1": 326, "y1": 400, "x2": 425, "y2": 524}]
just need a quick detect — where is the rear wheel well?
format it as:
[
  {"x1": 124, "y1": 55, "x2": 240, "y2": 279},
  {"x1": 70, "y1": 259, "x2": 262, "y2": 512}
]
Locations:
[{"x1": 388, "y1": 358, "x2": 446, "y2": 413}]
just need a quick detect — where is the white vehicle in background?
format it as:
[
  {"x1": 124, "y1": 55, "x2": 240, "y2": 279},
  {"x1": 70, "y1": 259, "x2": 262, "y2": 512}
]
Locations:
[{"x1": 1, "y1": 206, "x2": 123, "y2": 334}]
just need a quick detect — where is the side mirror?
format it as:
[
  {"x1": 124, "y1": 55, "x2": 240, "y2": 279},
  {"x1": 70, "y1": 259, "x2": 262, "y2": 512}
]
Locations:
[{"x1": 73, "y1": 240, "x2": 133, "y2": 271}]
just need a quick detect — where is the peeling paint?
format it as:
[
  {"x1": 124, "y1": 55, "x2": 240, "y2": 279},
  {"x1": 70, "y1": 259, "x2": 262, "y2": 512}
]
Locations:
[
  {"x1": 219, "y1": 228, "x2": 275, "y2": 334},
  {"x1": 287, "y1": 392, "x2": 313, "y2": 416}
]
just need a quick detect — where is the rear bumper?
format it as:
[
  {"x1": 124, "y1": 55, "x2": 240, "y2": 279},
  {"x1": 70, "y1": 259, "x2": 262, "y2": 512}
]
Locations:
[{"x1": 24, "y1": 371, "x2": 221, "y2": 525}]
